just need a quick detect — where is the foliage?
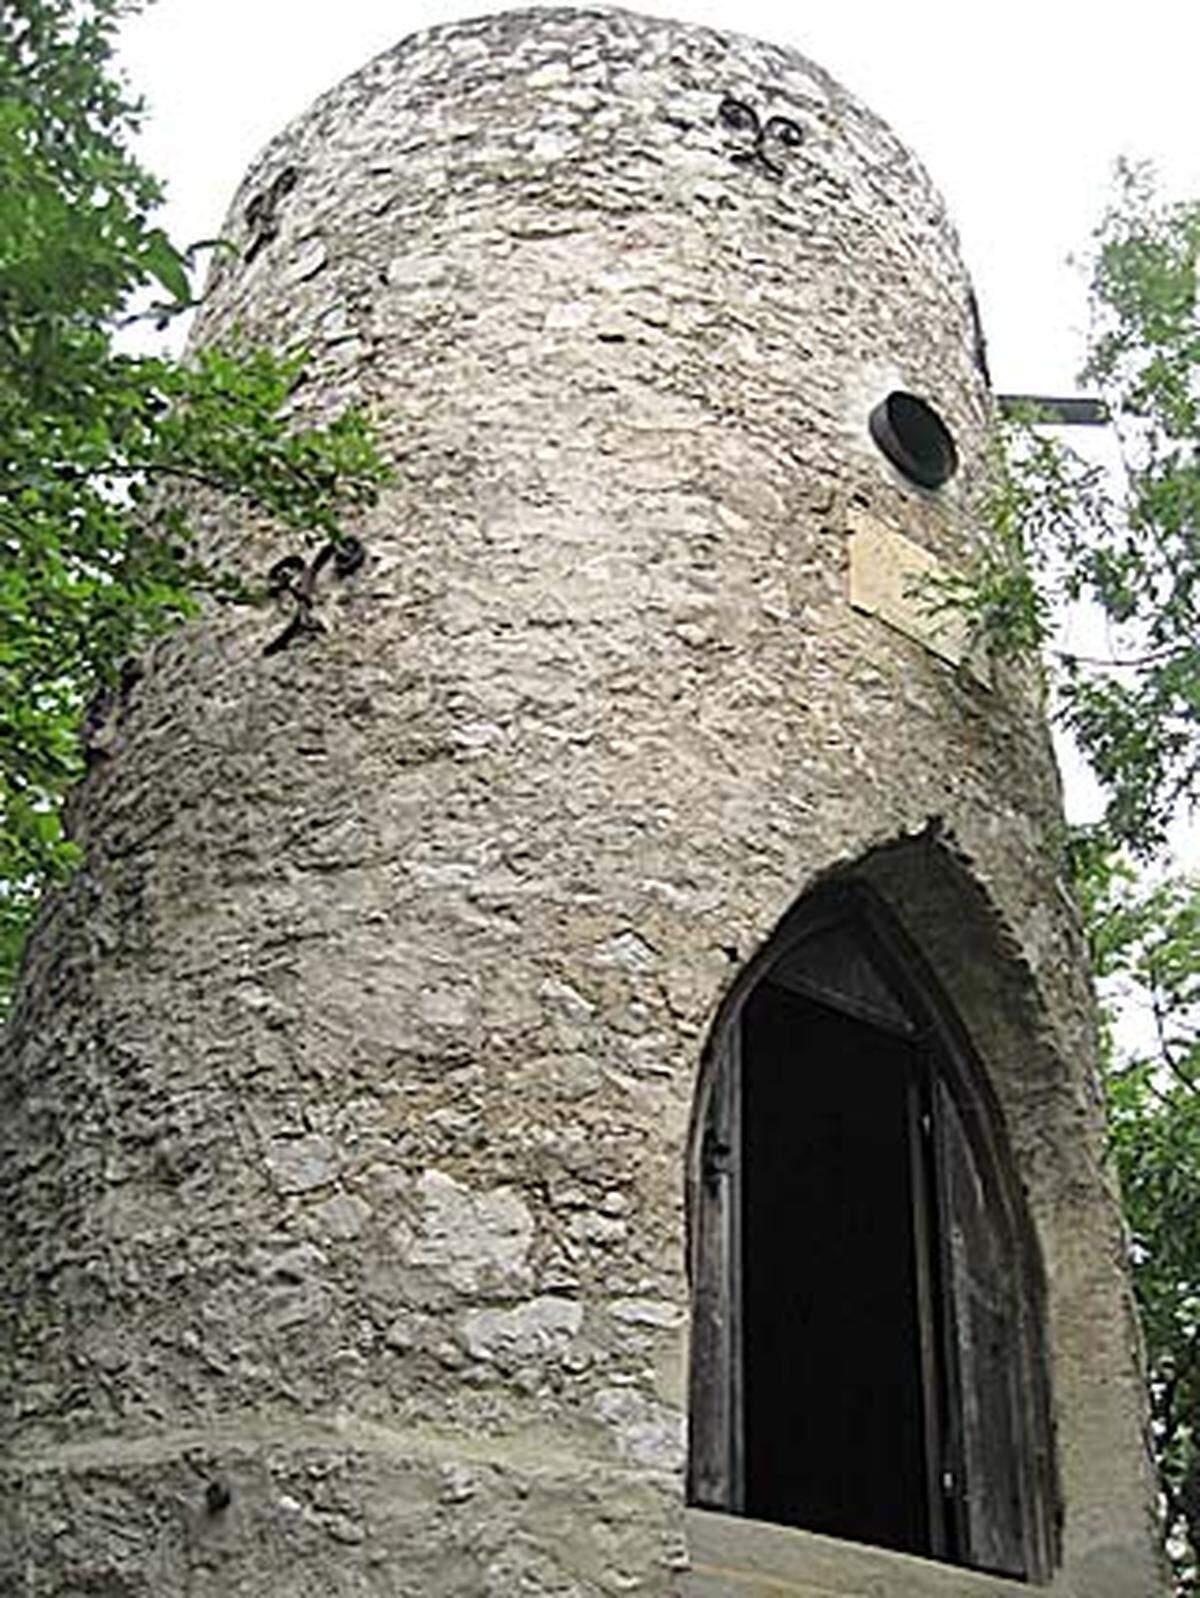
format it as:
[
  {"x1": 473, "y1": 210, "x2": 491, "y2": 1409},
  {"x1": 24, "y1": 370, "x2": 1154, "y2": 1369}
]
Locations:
[
  {"x1": 1078, "y1": 846, "x2": 1200, "y2": 1591},
  {"x1": 969, "y1": 162, "x2": 1200, "y2": 860},
  {"x1": 0, "y1": 0, "x2": 389, "y2": 998},
  {"x1": 972, "y1": 163, "x2": 1200, "y2": 1588}
]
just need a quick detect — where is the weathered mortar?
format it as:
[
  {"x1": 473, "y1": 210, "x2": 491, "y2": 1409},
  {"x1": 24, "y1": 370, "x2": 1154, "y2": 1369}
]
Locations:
[{"x1": 0, "y1": 8, "x2": 1165, "y2": 1595}]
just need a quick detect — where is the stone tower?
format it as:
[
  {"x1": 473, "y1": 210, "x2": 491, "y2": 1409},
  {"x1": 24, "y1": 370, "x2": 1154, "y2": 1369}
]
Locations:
[{"x1": 0, "y1": 9, "x2": 1166, "y2": 1596}]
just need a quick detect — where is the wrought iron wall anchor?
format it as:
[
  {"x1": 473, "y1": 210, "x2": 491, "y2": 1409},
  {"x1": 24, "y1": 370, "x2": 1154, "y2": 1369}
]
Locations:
[
  {"x1": 244, "y1": 166, "x2": 299, "y2": 264},
  {"x1": 205, "y1": 1479, "x2": 232, "y2": 1515},
  {"x1": 262, "y1": 535, "x2": 365, "y2": 657},
  {"x1": 718, "y1": 95, "x2": 804, "y2": 181},
  {"x1": 79, "y1": 655, "x2": 145, "y2": 766}
]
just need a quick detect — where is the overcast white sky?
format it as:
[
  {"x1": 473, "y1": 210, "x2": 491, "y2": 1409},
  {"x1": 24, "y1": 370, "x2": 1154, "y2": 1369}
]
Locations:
[{"x1": 115, "y1": 0, "x2": 1200, "y2": 851}]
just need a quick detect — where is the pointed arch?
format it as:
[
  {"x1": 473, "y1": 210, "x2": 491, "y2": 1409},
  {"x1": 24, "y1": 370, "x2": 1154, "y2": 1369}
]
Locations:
[{"x1": 686, "y1": 868, "x2": 1057, "y2": 1581}]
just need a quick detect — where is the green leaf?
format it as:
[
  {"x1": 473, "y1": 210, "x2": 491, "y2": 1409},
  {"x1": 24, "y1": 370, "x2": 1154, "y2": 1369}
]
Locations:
[
  {"x1": 139, "y1": 226, "x2": 190, "y2": 304},
  {"x1": 0, "y1": 0, "x2": 390, "y2": 1009}
]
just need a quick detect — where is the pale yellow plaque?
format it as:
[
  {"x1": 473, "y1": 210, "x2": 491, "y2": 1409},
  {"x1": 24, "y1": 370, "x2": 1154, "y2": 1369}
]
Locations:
[{"x1": 848, "y1": 516, "x2": 989, "y2": 686}]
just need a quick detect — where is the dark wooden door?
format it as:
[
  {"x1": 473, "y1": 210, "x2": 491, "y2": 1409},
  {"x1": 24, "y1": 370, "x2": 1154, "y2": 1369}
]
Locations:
[{"x1": 936, "y1": 1082, "x2": 1029, "y2": 1577}]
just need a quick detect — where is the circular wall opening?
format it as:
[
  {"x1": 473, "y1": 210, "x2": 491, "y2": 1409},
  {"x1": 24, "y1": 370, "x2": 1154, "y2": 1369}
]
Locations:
[{"x1": 868, "y1": 392, "x2": 958, "y2": 489}]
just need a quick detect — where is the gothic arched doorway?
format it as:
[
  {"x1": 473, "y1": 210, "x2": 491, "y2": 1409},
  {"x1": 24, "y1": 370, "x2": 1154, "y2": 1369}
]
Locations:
[{"x1": 687, "y1": 883, "x2": 1056, "y2": 1581}]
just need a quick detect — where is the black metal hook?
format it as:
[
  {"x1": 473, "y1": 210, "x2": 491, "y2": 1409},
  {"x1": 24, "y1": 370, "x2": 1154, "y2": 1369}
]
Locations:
[
  {"x1": 262, "y1": 536, "x2": 365, "y2": 656},
  {"x1": 718, "y1": 94, "x2": 804, "y2": 181},
  {"x1": 333, "y1": 536, "x2": 366, "y2": 578},
  {"x1": 265, "y1": 553, "x2": 306, "y2": 596},
  {"x1": 764, "y1": 115, "x2": 804, "y2": 151},
  {"x1": 244, "y1": 166, "x2": 299, "y2": 265},
  {"x1": 719, "y1": 95, "x2": 760, "y2": 135}
]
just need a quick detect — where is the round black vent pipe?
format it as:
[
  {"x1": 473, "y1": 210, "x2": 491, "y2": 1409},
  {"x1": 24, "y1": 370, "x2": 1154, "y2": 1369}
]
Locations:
[{"x1": 869, "y1": 392, "x2": 958, "y2": 489}]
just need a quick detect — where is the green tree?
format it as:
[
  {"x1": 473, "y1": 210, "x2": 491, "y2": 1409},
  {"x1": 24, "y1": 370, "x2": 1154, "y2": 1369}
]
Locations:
[
  {"x1": 972, "y1": 163, "x2": 1200, "y2": 860},
  {"x1": 0, "y1": 0, "x2": 388, "y2": 996},
  {"x1": 971, "y1": 167, "x2": 1200, "y2": 1588},
  {"x1": 1080, "y1": 851, "x2": 1200, "y2": 1593}
]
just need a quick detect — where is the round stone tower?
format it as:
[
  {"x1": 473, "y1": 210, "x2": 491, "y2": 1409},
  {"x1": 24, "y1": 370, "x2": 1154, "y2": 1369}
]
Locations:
[{"x1": 0, "y1": 9, "x2": 1166, "y2": 1596}]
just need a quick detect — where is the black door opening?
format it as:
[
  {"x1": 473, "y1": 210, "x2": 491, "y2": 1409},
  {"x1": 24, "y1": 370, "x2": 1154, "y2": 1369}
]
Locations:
[{"x1": 742, "y1": 981, "x2": 930, "y2": 1555}]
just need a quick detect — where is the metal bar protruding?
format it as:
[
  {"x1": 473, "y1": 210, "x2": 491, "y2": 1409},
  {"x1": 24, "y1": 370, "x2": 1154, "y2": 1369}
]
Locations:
[{"x1": 996, "y1": 395, "x2": 1109, "y2": 425}]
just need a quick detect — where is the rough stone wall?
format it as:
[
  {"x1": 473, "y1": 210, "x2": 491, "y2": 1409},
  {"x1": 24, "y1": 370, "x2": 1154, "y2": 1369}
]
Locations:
[{"x1": 0, "y1": 8, "x2": 1164, "y2": 1595}]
